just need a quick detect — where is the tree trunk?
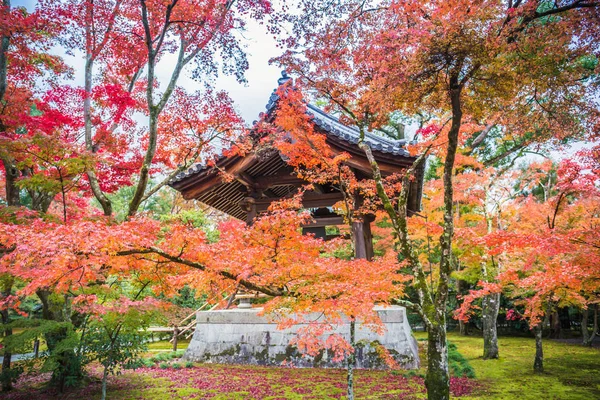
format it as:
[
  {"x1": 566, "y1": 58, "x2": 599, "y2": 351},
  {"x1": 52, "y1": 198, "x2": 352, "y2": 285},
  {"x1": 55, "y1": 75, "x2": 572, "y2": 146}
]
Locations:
[
  {"x1": 533, "y1": 323, "x2": 543, "y2": 373},
  {"x1": 458, "y1": 320, "x2": 468, "y2": 336},
  {"x1": 101, "y1": 365, "x2": 108, "y2": 400},
  {"x1": 581, "y1": 306, "x2": 590, "y2": 344},
  {"x1": 1, "y1": 278, "x2": 14, "y2": 391},
  {"x1": 422, "y1": 76, "x2": 461, "y2": 400},
  {"x1": 594, "y1": 305, "x2": 598, "y2": 343},
  {"x1": 426, "y1": 324, "x2": 450, "y2": 400},
  {"x1": 172, "y1": 327, "x2": 178, "y2": 352},
  {"x1": 1, "y1": 308, "x2": 12, "y2": 391},
  {"x1": 36, "y1": 290, "x2": 83, "y2": 391},
  {"x1": 83, "y1": 41, "x2": 112, "y2": 216},
  {"x1": 550, "y1": 311, "x2": 561, "y2": 339},
  {"x1": 482, "y1": 292, "x2": 500, "y2": 359},
  {"x1": 347, "y1": 319, "x2": 356, "y2": 400},
  {"x1": 0, "y1": 0, "x2": 10, "y2": 111},
  {"x1": 457, "y1": 279, "x2": 468, "y2": 336},
  {"x1": 0, "y1": 157, "x2": 20, "y2": 207},
  {"x1": 582, "y1": 305, "x2": 598, "y2": 346}
]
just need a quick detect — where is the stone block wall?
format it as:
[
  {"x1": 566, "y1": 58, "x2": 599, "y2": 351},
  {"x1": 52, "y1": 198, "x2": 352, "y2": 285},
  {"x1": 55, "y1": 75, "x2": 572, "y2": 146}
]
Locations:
[{"x1": 183, "y1": 305, "x2": 420, "y2": 369}]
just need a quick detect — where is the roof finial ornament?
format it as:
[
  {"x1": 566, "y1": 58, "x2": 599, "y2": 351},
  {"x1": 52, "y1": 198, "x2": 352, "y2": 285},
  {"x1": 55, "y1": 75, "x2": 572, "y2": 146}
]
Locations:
[{"x1": 278, "y1": 70, "x2": 291, "y2": 86}]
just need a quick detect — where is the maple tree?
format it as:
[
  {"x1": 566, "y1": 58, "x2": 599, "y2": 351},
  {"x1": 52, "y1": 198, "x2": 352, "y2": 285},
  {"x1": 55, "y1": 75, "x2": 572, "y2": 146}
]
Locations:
[
  {"x1": 0, "y1": 0, "x2": 268, "y2": 391},
  {"x1": 0, "y1": 0, "x2": 75, "y2": 389},
  {"x1": 0, "y1": 0, "x2": 599, "y2": 398},
  {"x1": 37, "y1": 0, "x2": 260, "y2": 218},
  {"x1": 273, "y1": 1, "x2": 599, "y2": 398},
  {"x1": 457, "y1": 154, "x2": 600, "y2": 373}
]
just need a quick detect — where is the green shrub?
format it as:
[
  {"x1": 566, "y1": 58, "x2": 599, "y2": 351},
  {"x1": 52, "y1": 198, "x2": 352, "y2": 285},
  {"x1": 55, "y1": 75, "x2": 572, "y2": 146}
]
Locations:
[
  {"x1": 125, "y1": 359, "x2": 145, "y2": 370},
  {"x1": 143, "y1": 359, "x2": 155, "y2": 367},
  {"x1": 448, "y1": 341, "x2": 476, "y2": 378},
  {"x1": 185, "y1": 361, "x2": 194, "y2": 368},
  {"x1": 159, "y1": 363, "x2": 170, "y2": 370},
  {"x1": 172, "y1": 363, "x2": 181, "y2": 369}
]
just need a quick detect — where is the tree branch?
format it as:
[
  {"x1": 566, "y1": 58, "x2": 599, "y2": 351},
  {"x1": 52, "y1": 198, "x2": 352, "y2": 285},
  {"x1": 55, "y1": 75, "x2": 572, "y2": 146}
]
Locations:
[{"x1": 116, "y1": 247, "x2": 292, "y2": 298}]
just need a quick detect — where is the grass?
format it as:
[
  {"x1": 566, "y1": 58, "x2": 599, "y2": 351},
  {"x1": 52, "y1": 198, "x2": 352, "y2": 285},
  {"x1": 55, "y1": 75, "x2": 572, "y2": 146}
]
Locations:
[
  {"x1": 435, "y1": 332, "x2": 600, "y2": 399},
  {"x1": 3, "y1": 332, "x2": 599, "y2": 399},
  {"x1": 146, "y1": 339, "x2": 190, "y2": 351}
]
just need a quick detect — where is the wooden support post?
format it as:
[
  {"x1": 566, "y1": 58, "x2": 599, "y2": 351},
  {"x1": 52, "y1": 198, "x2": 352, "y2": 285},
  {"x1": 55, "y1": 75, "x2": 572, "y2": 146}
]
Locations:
[
  {"x1": 33, "y1": 339, "x2": 40, "y2": 358},
  {"x1": 352, "y1": 218, "x2": 368, "y2": 260},
  {"x1": 351, "y1": 193, "x2": 375, "y2": 261},
  {"x1": 363, "y1": 215, "x2": 375, "y2": 261},
  {"x1": 172, "y1": 326, "x2": 179, "y2": 352},
  {"x1": 240, "y1": 196, "x2": 257, "y2": 226}
]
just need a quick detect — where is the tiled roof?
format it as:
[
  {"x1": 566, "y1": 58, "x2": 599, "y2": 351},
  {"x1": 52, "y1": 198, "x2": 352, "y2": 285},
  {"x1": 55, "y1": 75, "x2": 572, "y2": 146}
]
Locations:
[
  {"x1": 170, "y1": 71, "x2": 410, "y2": 185},
  {"x1": 306, "y1": 104, "x2": 409, "y2": 157},
  {"x1": 171, "y1": 162, "x2": 209, "y2": 184}
]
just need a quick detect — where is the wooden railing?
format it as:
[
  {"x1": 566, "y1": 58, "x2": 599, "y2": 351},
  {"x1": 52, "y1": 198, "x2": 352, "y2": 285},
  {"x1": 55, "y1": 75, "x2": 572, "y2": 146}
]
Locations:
[
  {"x1": 156, "y1": 286, "x2": 271, "y2": 350},
  {"x1": 168, "y1": 284, "x2": 237, "y2": 347}
]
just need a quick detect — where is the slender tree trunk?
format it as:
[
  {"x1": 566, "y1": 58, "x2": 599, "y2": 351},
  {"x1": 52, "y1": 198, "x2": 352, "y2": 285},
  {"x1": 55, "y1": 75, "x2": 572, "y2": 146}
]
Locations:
[
  {"x1": 36, "y1": 290, "x2": 83, "y2": 391},
  {"x1": 458, "y1": 320, "x2": 468, "y2": 336},
  {"x1": 482, "y1": 292, "x2": 500, "y2": 359},
  {"x1": 1, "y1": 308, "x2": 12, "y2": 391},
  {"x1": 550, "y1": 311, "x2": 561, "y2": 339},
  {"x1": 0, "y1": 2, "x2": 17, "y2": 208},
  {"x1": 0, "y1": 157, "x2": 20, "y2": 207},
  {"x1": 347, "y1": 318, "x2": 356, "y2": 400},
  {"x1": 101, "y1": 365, "x2": 108, "y2": 400},
  {"x1": 0, "y1": 0, "x2": 10, "y2": 104},
  {"x1": 582, "y1": 305, "x2": 598, "y2": 346},
  {"x1": 172, "y1": 326, "x2": 178, "y2": 352},
  {"x1": 83, "y1": 21, "x2": 112, "y2": 216},
  {"x1": 128, "y1": 113, "x2": 157, "y2": 216},
  {"x1": 594, "y1": 305, "x2": 598, "y2": 343},
  {"x1": 423, "y1": 76, "x2": 462, "y2": 400},
  {"x1": 581, "y1": 306, "x2": 590, "y2": 344},
  {"x1": 457, "y1": 279, "x2": 468, "y2": 336},
  {"x1": 1, "y1": 277, "x2": 14, "y2": 391},
  {"x1": 358, "y1": 74, "x2": 462, "y2": 400},
  {"x1": 426, "y1": 323, "x2": 449, "y2": 400},
  {"x1": 533, "y1": 323, "x2": 543, "y2": 373}
]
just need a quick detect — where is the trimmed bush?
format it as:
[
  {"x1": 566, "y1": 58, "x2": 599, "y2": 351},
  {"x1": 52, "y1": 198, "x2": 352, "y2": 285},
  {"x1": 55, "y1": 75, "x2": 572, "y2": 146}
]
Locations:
[{"x1": 448, "y1": 342, "x2": 476, "y2": 378}]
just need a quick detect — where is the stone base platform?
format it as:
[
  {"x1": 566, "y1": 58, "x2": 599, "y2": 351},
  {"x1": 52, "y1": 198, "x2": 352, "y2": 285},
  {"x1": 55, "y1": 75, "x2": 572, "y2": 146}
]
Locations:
[{"x1": 183, "y1": 305, "x2": 420, "y2": 369}]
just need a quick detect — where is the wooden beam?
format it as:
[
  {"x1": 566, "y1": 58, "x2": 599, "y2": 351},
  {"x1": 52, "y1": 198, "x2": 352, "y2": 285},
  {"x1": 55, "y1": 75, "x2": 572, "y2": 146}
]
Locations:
[
  {"x1": 235, "y1": 172, "x2": 256, "y2": 189},
  {"x1": 254, "y1": 173, "x2": 306, "y2": 189},
  {"x1": 254, "y1": 191, "x2": 344, "y2": 212},
  {"x1": 302, "y1": 216, "x2": 345, "y2": 228},
  {"x1": 181, "y1": 154, "x2": 258, "y2": 200}
]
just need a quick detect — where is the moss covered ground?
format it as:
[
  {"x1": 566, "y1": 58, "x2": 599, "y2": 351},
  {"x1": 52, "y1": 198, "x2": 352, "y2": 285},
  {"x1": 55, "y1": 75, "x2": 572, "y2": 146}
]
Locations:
[
  {"x1": 442, "y1": 332, "x2": 600, "y2": 400},
  {"x1": 3, "y1": 332, "x2": 598, "y2": 399}
]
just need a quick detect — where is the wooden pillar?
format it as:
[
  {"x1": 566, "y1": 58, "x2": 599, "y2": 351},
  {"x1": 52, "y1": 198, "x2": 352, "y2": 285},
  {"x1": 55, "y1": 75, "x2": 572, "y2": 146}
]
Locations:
[
  {"x1": 352, "y1": 192, "x2": 375, "y2": 261},
  {"x1": 238, "y1": 197, "x2": 258, "y2": 308},
  {"x1": 364, "y1": 214, "x2": 375, "y2": 260},
  {"x1": 352, "y1": 215, "x2": 374, "y2": 261},
  {"x1": 240, "y1": 196, "x2": 257, "y2": 226}
]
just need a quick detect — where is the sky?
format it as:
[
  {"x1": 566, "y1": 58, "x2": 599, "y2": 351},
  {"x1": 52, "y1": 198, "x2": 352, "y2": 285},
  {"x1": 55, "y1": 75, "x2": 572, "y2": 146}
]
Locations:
[{"x1": 14, "y1": 0, "x2": 283, "y2": 124}]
